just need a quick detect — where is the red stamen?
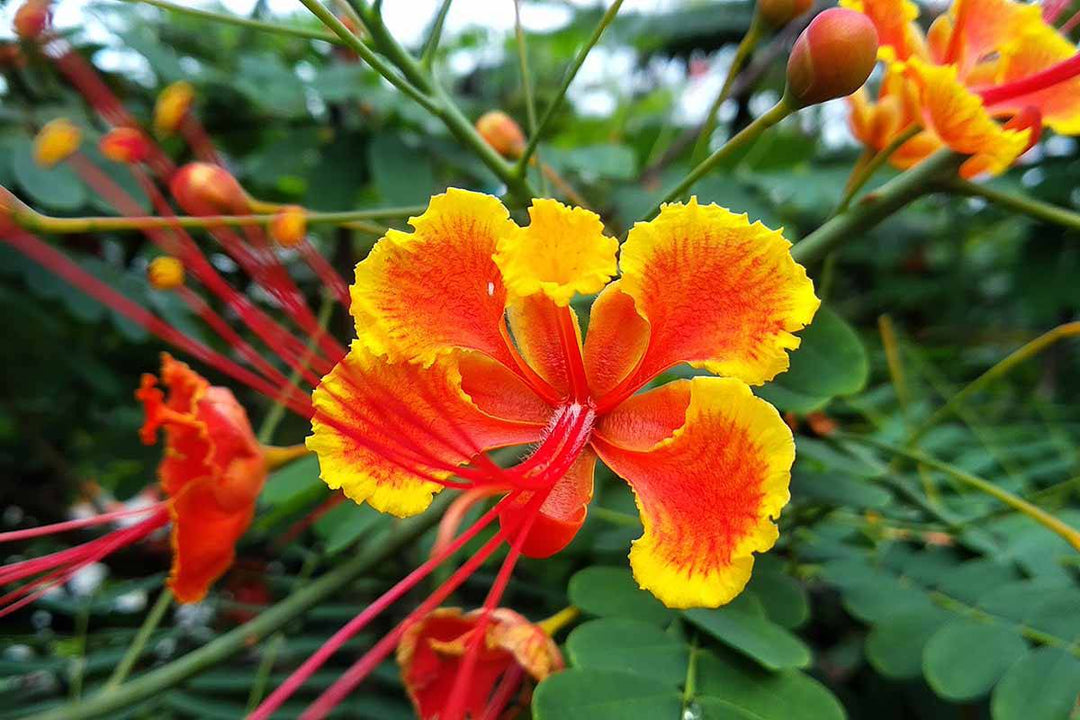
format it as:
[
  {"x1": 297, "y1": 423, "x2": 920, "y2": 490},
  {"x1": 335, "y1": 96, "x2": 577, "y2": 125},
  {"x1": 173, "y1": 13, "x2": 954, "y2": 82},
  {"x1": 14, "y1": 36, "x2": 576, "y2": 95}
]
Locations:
[
  {"x1": 979, "y1": 52, "x2": 1080, "y2": 106},
  {"x1": 431, "y1": 487, "x2": 503, "y2": 558},
  {"x1": 3, "y1": 230, "x2": 312, "y2": 416},
  {"x1": 1044, "y1": 0, "x2": 1071, "y2": 24},
  {"x1": 556, "y1": 306, "x2": 589, "y2": 401},
  {"x1": 1061, "y1": 7, "x2": 1080, "y2": 33},
  {"x1": 480, "y1": 665, "x2": 525, "y2": 720},
  {"x1": 249, "y1": 492, "x2": 520, "y2": 720},
  {"x1": 0, "y1": 503, "x2": 163, "y2": 543},
  {"x1": 297, "y1": 241, "x2": 351, "y2": 307},
  {"x1": 179, "y1": 115, "x2": 223, "y2": 166}
]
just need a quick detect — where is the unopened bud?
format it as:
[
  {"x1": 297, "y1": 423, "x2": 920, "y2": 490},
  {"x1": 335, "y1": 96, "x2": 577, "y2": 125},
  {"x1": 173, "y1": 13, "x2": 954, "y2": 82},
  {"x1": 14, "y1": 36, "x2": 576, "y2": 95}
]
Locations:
[
  {"x1": 100, "y1": 127, "x2": 151, "y2": 164},
  {"x1": 154, "y1": 81, "x2": 194, "y2": 136},
  {"x1": 785, "y1": 8, "x2": 878, "y2": 108},
  {"x1": 33, "y1": 118, "x2": 81, "y2": 168},
  {"x1": 269, "y1": 205, "x2": 306, "y2": 247},
  {"x1": 148, "y1": 256, "x2": 185, "y2": 290},
  {"x1": 13, "y1": 0, "x2": 50, "y2": 40},
  {"x1": 476, "y1": 111, "x2": 526, "y2": 160},
  {"x1": 757, "y1": 0, "x2": 812, "y2": 29},
  {"x1": 169, "y1": 163, "x2": 249, "y2": 215}
]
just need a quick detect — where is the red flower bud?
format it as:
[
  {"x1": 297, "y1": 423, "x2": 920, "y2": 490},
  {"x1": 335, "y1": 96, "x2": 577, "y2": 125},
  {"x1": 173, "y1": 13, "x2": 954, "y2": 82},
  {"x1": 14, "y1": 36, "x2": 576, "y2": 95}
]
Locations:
[
  {"x1": 269, "y1": 205, "x2": 306, "y2": 247},
  {"x1": 785, "y1": 8, "x2": 879, "y2": 108},
  {"x1": 13, "y1": 0, "x2": 50, "y2": 40},
  {"x1": 147, "y1": 256, "x2": 185, "y2": 291},
  {"x1": 99, "y1": 127, "x2": 151, "y2": 164},
  {"x1": 169, "y1": 163, "x2": 249, "y2": 215},
  {"x1": 475, "y1": 111, "x2": 527, "y2": 160},
  {"x1": 757, "y1": 0, "x2": 812, "y2": 29}
]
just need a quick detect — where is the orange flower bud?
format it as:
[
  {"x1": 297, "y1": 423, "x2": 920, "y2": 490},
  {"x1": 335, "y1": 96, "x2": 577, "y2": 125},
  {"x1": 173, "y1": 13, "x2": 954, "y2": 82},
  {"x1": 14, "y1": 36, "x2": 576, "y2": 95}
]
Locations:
[
  {"x1": 785, "y1": 8, "x2": 879, "y2": 108},
  {"x1": 33, "y1": 118, "x2": 81, "y2": 168},
  {"x1": 757, "y1": 0, "x2": 812, "y2": 29},
  {"x1": 154, "y1": 81, "x2": 195, "y2": 136},
  {"x1": 475, "y1": 111, "x2": 526, "y2": 160},
  {"x1": 13, "y1": 0, "x2": 50, "y2": 40},
  {"x1": 169, "y1": 162, "x2": 249, "y2": 215},
  {"x1": 147, "y1": 256, "x2": 185, "y2": 290},
  {"x1": 99, "y1": 127, "x2": 151, "y2": 164},
  {"x1": 269, "y1": 205, "x2": 306, "y2": 247}
]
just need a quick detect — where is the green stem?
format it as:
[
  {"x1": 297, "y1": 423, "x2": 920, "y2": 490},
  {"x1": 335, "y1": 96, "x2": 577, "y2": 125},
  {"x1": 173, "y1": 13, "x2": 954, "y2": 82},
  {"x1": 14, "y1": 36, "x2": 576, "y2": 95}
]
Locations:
[
  {"x1": 909, "y1": 321, "x2": 1080, "y2": 444},
  {"x1": 516, "y1": 0, "x2": 625, "y2": 171},
  {"x1": 103, "y1": 589, "x2": 173, "y2": 692},
  {"x1": 833, "y1": 124, "x2": 921, "y2": 215},
  {"x1": 643, "y1": 98, "x2": 792, "y2": 221},
  {"x1": 514, "y1": 0, "x2": 546, "y2": 196},
  {"x1": 420, "y1": 0, "x2": 454, "y2": 68},
  {"x1": 29, "y1": 494, "x2": 452, "y2": 720},
  {"x1": 590, "y1": 506, "x2": 641, "y2": 528},
  {"x1": 945, "y1": 177, "x2": 1080, "y2": 231},
  {"x1": 843, "y1": 434, "x2": 1080, "y2": 552},
  {"x1": 690, "y1": 14, "x2": 763, "y2": 163},
  {"x1": 681, "y1": 634, "x2": 700, "y2": 713},
  {"x1": 791, "y1": 150, "x2": 965, "y2": 265},
  {"x1": 297, "y1": 0, "x2": 439, "y2": 113},
  {"x1": 120, "y1": 0, "x2": 343, "y2": 44}
]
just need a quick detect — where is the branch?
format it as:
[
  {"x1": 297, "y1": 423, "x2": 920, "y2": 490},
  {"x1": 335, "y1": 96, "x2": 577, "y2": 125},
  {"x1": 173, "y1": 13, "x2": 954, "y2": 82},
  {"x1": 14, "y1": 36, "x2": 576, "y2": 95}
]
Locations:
[
  {"x1": 119, "y1": 0, "x2": 343, "y2": 44},
  {"x1": 944, "y1": 177, "x2": 1080, "y2": 232}
]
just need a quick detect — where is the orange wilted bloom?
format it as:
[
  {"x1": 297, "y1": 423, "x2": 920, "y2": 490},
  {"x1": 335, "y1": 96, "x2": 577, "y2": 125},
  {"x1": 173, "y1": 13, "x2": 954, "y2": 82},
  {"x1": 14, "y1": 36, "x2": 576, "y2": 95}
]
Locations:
[
  {"x1": 0, "y1": 355, "x2": 305, "y2": 612},
  {"x1": 153, "y1": 80, "x2": 195, "y2": 136},
  {"x1": 397, "y1": 608, "x2": 563, "y2": 719},
  {"x1": 32, "y1": 118, "x2": 81, "y2": 168},
  {"x1": 844, "y1": 0, "x2": 1080, "y2": 177},
  {"x1": 308, "y1": 189, "x2": 818, "y2": 609}
]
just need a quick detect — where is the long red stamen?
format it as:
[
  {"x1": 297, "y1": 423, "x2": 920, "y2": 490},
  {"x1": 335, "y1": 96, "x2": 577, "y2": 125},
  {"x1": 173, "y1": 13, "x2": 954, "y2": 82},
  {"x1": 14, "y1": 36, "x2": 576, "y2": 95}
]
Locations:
[
  {"x1": 249, "y1": 492, "x2": 520, "y2": 720},
  {"x1": 431, "y1": 487, "x2": 504, "y2": 558},
  {"x1": 480, "y1": 665, "x2": 525, "y2": 720},
  {"x1": 1044, "y1": 0, "x2": 1071, "y2": 23},
  {"x1": 0, "y1": 503, "x2": 164, "y2": 543},
  {"x1": 296, "y1": 241, "x2": 351, "y2": 307},
  {"x1": 300, "y1": 489, "x2": 550, "y2": 720},
  {"x1": 556, "y1": 306, "x2": 589, "y2": 401},
  {"x1": 1061, "y1": 7, "x2": 1080, "y2": 33},
  {"x1": 3, "y1": 230, "x2": 312, "y2": 416},
  {"x1": 979, "y1": 53, "x2": 1080, "y2": 106},
  {"x1": 179, "y1": 116, "x2": 223, "y2": 166}
]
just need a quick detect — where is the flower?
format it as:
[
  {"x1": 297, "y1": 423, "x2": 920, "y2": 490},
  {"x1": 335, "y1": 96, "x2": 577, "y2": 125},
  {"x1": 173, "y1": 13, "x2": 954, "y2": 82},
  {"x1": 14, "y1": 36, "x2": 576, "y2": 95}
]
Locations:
[
  {"x1": 308, "y1": 188, "x2": 818, "y2": 609},
  {"x1": 844, "y1": 0, "x2": 1080, "y2": 177},
  {"x1": 396, "y1": 607, "x2": 563, "y2": 719},
  {"x1": 138, "y1": 354, "x2": 294, "y2": 603}
]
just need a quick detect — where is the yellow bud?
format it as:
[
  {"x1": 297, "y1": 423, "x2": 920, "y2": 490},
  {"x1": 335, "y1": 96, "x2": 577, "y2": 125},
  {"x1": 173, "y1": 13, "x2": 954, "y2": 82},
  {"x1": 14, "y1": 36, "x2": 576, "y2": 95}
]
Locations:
[
  {"x1": 269, "y1": 205, "x2": 307, "y2": 247},
  {"x1": 154, "y1": 81, "x2": 195, "y2": 136},
  {"x1": 475, "y1": 111, "x2": 526, "y2": 160},
  {"x1": 33, "y1": 118, "x2": 81, "y2": 168},
  {"x1": 147, "y1": 256, "x2": 185, "y2": 290}
]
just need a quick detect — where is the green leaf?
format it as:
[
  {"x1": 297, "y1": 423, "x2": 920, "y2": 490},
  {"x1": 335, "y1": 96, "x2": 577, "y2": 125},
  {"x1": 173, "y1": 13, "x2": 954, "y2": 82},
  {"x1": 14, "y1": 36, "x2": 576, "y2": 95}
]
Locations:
[
  {"x1": 10, "y1": 137, "x2": 87, "y2": 211},
  {"x1": 546, "y1": 145, "x2": 637, "y2": 181},
  {"x1": 566, "y1": 618, "x2": 689, "y2": 685},
  {"x1": 695, "y1": 652, "x2": 846, "y2": 720},
  {"x1": 791, "y1": 470, "x2": 892, "y2": 510},
  {"x1": 758, "y1": 307, "x2": 868, "y2": 413},
  {"x1": 567, "y1": 566, "x2": 675, "y2": 625},
  {"x1": 261, "y1": 454, "x2": 322, "y2": 505},
  {"x1": 990, "y1": 647, "x2": 1080, "y2": 720},
  {"x1": 923, "y1": 620, "x2": 1029, "y2": 701},
  {"x1": 533, "y1": 670, "x2": 682, "y2": 720},
  {"x1": 314, "y1": 500, "x2": 387, "y2": 556},
  {"x1": 368, "y1": 134, "x2": 436, "y2": 206},
  {"x1": 684, "y1": 594, "x2": 812, "y2": 670},
  {"x1": 865, "y1": 607, "x2": 950, "y2": 680},
  {"x1": 746, "y1": 563, "x2": 810, "y2": 630}
]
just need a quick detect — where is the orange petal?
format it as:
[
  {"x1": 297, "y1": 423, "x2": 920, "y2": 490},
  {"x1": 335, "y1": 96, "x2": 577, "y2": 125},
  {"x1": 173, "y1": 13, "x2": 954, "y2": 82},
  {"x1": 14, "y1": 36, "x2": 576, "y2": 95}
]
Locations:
[
  {"x1": 592, "y1": 378, "x2": 795, "y2": 608},
  {"x1": 615, "y1": 198, "x2": 819, "y2": 391},
  {"x1": 506, "y1": 293, "x2": 580, "y2": 397},
  {"x1": 168, "y1": 479, "x2": 255, "y2": 604},
  {"x1": 987, "y1": 23, "x2": 1080, "y2": 135},
  {"x1": 307, "y1": 343, "x2": 545, "y2": 518},
  {"x1": 945, "y1": 0, "x2": 1041, "y2": 73},
  {"x1": 500, "y1": 449, "x2": 597, "y2": 558},
  {"x1": 582, "y1": 281, "x2": 650, "y2": 399},
  {"x1": 906, "y1": 59, "x2": 1030, "y2": 176},
  {"x1": 458, "y1": 351, "x2": 555, "y2": 426},
  {"x1": 351, "y1": 189, "x2": 518, "y2": 367},
  {"x1": 839, "y1": 0, "x2": 925, "y2": 61}
]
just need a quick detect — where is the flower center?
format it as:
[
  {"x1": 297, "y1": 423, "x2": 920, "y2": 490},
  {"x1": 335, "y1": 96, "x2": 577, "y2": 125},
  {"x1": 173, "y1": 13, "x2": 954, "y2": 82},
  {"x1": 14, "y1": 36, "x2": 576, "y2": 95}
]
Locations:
[{"x1": 508, "y1": 401, "x2": 596, "y2": 491}]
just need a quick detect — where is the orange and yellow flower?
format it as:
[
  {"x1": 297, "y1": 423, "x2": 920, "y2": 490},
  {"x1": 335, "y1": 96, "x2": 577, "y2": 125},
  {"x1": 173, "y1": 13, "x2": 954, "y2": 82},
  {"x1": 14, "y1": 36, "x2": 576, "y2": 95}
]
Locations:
[
  {"x1": 138, "y1": 354, "x2": 284, "y2": 603},
  {"x1": 397, "y1": 607, "x2": 563, "y2": 719},
  {"x1": 308, "y1": 189, "x2": 818, "y2": 609},
  {"x1": 844, "y1": 0, "x2": 1080, "y2": 177}
]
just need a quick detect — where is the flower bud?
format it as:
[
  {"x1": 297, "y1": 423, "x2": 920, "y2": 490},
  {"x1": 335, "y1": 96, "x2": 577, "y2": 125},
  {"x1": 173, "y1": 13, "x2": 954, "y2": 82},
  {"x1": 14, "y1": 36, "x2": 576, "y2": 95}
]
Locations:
[
  {"x1": 169, "y1": 163, "x2": 249, "y2": 215},
  {"x1": 147, "y1": 256, "x2": 185, "y2": 290},
  {"x1": 269, "y1": 205, "x2": 306, "y2": 247},
  {"x1": 757, "y1": 0, "x2": 812, "y2": 29},
  {"x1": 785, "y1": 8, "x2": 879, "y2": 108},
  {"x1": 33, "y1": 118, "x2": 81, "y2": 168},
  {"x1": 13, "y1": 0, "x2": 50, "y2": 40},
  {"x1": 154, "y1": 81, "x2": 194, "y2": 136},
  {"x1": 475, "y1": 110, "x2": 526, "y2": 160},
  {"x1": 99, "y1": 127, "x2": 151, "y2": 164}
]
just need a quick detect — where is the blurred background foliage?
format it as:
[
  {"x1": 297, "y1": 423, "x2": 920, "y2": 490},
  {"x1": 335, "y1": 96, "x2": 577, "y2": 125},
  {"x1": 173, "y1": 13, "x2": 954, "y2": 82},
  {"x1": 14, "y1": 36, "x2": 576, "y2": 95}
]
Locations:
[{"x1": 1, "y1": 1, "x2": 1079, "y2": 719}]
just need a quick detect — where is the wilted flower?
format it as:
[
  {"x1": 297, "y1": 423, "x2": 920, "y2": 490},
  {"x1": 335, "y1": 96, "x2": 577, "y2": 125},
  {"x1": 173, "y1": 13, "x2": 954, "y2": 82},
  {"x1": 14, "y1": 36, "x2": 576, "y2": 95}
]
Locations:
[{"x1": 32, "y1": 118, "x2": 81, "y2": 168}]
